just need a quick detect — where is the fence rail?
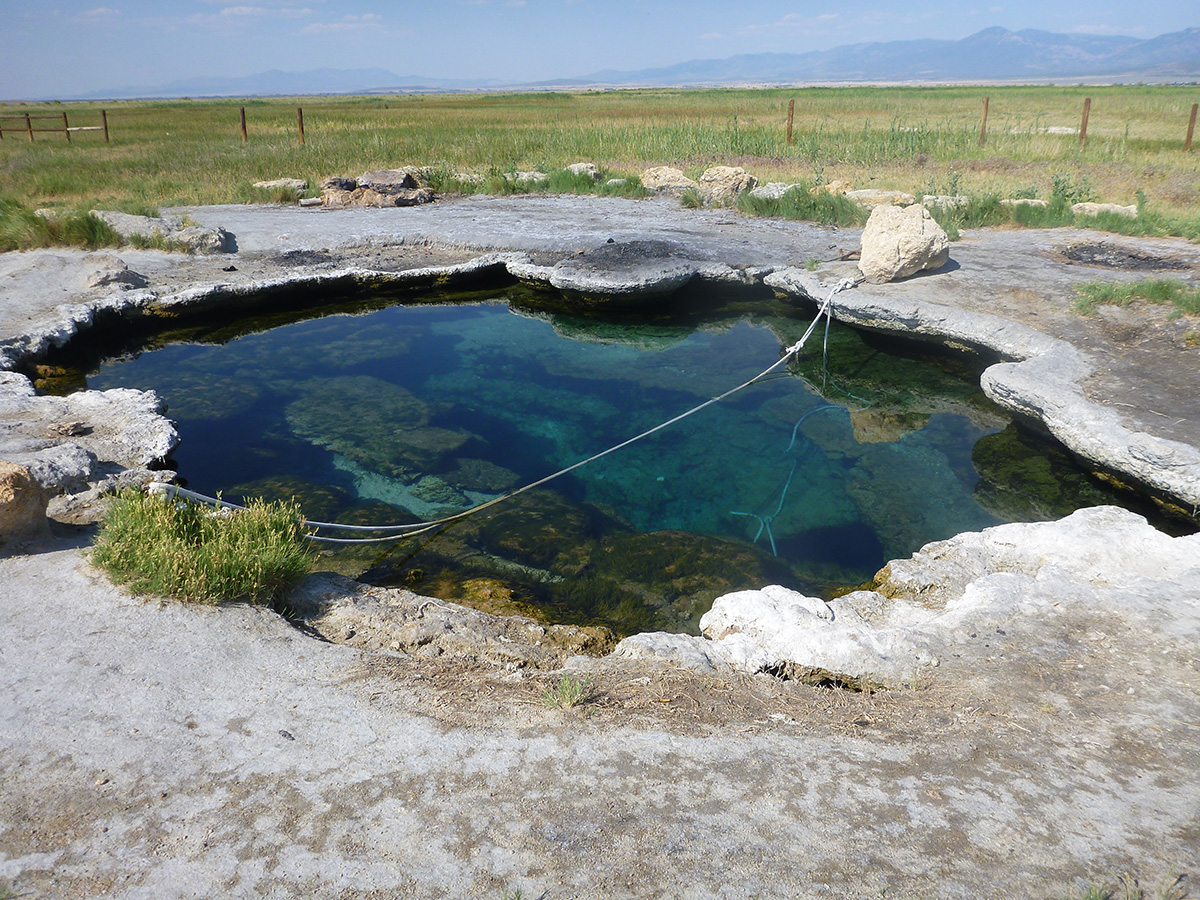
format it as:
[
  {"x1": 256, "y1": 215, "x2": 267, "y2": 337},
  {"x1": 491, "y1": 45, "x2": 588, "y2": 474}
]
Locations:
[{"x1": 0, "y1": 110, "x2": 109, "y2": 142}]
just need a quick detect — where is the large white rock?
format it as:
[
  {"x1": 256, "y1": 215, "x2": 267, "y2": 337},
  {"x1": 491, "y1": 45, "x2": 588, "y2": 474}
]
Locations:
[
  {"x1": 1072, "y1": 201, "x2": 1138, "y2": 219},
  {"x1": 698, "y1": 584, "x2": 933, "y2": 683},
  {"x1": 640, "y1": 166, "x2": 700, "y2": 195},
  {"x1": 845, "y1": 189, "x2": 917, "y2": 208},
  {"x1": 699, "y1": 166, "x2": 757, "y2": 204},
  {"x1": 252, "y1": 178, "x2": 308, "y2": 194},
  {"x1": 858, "y1": 203, "x2": 950, "y2": 284},
  {"x1": 614, "y1": 507, "x2": 1200, "y2": 685},
  {"x1": 748, "y1": 182, "x2": 803, "y2": 201},
  {"x1": 567, "y1": 162, "x2": 601, "y2": 180}
]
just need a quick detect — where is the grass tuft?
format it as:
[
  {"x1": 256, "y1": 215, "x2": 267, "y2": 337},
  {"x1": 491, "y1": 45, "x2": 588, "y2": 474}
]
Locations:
[
  {"x1": 540, "y1": 672, "x2": 594, "y2": 709},
  {"x1": 737, "y1": 186, "x2": 867, "y2": 227},
  {"x1": 91, "y1": 490, "x2": 313, "y2": 605},
  {"x1": 1073, "y1": 279, "x2": 1200, "y2": 317}
]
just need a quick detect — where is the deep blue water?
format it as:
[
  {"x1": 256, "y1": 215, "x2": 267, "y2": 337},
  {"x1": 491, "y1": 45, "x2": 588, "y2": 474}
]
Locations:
[{"x1": 84, "y1": 293, "x2": 1117, "y2": 633}]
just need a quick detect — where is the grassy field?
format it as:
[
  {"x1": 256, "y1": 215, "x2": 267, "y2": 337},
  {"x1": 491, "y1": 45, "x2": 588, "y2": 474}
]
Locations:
[{"x1": 1, "y1": 84, "x2": 1198, "y2": 234}]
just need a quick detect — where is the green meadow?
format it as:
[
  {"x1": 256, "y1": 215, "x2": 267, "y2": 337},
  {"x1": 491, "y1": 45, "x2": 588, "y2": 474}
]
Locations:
[{"x1": 1, "y1": 84, "x2": 1198, "y2": 238}]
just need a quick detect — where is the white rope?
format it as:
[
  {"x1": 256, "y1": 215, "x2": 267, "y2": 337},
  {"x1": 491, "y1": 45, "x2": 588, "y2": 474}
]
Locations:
[{"x1": 147, "y1": 276, "x2": 862, "y2": 544}]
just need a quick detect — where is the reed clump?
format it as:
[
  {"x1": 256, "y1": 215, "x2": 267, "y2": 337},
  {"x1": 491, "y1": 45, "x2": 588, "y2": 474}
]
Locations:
[{"x1": 91, "y1": 490, "x2": 313, "y2": 605}]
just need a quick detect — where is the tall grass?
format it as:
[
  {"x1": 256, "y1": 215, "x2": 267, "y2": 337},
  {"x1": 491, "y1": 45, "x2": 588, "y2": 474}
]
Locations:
[
  {"x1": 738, "y1": 185, "x2": 867, "y2": 227},
  {"x1": 0, "y1": 195, "x2": 122, "y2": 252},
  {"x1": 2, "y1": 84, "x2": 1198, "y2": 236},
  {"x1": 91, "y1": 490, "x2": 313, "y2": 605}
]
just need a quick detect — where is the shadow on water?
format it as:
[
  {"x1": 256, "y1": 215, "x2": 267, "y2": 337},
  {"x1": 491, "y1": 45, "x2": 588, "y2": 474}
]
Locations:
[{"x1": 57, "y1": 278, "x2": 1190, "y2": 636}]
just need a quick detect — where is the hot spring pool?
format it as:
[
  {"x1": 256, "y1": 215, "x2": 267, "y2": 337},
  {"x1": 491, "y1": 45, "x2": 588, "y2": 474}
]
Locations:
[{"x1": 81, "y1": 283, "x2": 1130, "y2": 634}]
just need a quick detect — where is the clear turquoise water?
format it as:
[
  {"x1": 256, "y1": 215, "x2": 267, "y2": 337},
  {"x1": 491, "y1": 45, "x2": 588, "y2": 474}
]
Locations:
[{"x1": 84, "y1": 286, "x2": 1122, "y2": 634}]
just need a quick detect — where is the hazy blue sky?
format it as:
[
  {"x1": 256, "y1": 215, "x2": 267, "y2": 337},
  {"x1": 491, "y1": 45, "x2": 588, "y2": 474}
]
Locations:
[{"x1": 2, "y1": 0, "x2": 1196, "y2": 99}]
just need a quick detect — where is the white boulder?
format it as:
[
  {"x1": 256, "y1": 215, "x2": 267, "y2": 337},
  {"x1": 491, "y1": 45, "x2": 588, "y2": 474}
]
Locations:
[
  {"x1": 845, "y1": 188, "x2": 917, "y2": 208},
  {"x1": 567, "y1": 162, "x2": 601, "y2": 180},
  {"x1": 640, "y1": 166, "x2": 700, "y2": 195},
  {"x1": 1072, "y1": 202, "x2": 1137, "y2": 219},
  {"x1": 748, "y1": 182, "x2": 802, "y2": 201},
  {"x1": 253, "y1": 178, "x2": 308, "y2": 194},
  {"x1": 921, "y1": 194, "x2": 969, "y2": 211},
  {"x1": 699, "y1": 166, "x2": 757, "y2": 203},
  {"x1": 858, "y1": 203, "x2": 950, "y2": 284}
]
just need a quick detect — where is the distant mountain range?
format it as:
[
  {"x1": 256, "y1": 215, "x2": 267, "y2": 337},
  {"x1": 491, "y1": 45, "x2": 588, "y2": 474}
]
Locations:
[
  {"x1": 81, "y1": 26, "x2": 1200, "y2": 100},
  {"x1": 573, "y1": 26, "x2": 1200, "y2": 85},
  {"x1": 80, "y1": 68, "x2": 502, "y2": 101}
]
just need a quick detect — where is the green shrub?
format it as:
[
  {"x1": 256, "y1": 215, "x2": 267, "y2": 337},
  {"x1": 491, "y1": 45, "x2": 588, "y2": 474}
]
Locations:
[{"x1": 91, "y1": 490, "x2": 313, "y2": 605}]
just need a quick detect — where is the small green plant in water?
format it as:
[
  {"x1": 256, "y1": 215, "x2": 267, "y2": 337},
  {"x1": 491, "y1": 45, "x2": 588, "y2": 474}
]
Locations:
[
  {"x1": 541, "y1": 672, "x2": 594, "y2": 709},
  {"x1": 91, "y1": 490, "x2": 313, "y2": 605}
]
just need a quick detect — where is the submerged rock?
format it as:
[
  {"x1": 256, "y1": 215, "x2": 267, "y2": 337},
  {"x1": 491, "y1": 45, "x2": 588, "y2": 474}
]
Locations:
[{"x1": 285, "y1": 375, "x2": 472, "y2": 479}]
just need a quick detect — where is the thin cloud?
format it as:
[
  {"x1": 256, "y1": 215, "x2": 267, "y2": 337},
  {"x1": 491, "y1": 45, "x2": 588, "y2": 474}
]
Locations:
[
  {"x1": 82, "y1": 7, "x2": 121, "y2": 16},
  {"x1": 299, "y1": 13, "x2": 384, "y2": 34},
  {"x1": 737, "y1": 12, "x2": 840, "y2": 37},
  {"x1": 219, "y1": 5, "x2": 312, "y2": 17}
]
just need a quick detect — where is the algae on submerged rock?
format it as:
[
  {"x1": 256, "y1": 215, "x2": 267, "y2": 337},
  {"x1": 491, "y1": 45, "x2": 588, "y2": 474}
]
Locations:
[{"x1": 285, "y1": 375, "x2": 474, "y2": 478}]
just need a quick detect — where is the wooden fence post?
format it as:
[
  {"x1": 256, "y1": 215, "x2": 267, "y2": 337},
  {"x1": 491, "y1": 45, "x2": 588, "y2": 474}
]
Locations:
[
  {"x1": 101, "y1": 109, "x2": 110, "y2": 143},
  {"x1": 297, "y1": 107, "x2": 305, "y2": 145},
  {"x1": 240, "y1": 107, "x2": 248, "y2": 143},
  {"x1": 62, "y1": 111, "x2": 71, "y2": 143},
  {"x1": 1079, "y1": 97, "x2": 1091, "y2": 146},
  {"x1": 978, "y1": 96, "x2": 989, "y2": 147},
  {"x1": 786, "y1": 99, "x2": 794, "y2": 147},
  {"x1": 25, "y1": 113, "x2": 34, "y2": 142},
  {"x1": 1186, "y1": 103, "x2": 1198, "y2": 152}
]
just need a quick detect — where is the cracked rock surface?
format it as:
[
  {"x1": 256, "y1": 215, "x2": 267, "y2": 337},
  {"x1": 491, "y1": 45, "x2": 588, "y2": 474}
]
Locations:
[{"x1": 1, "y1": 196, "x2": 1198, "y2": 899}]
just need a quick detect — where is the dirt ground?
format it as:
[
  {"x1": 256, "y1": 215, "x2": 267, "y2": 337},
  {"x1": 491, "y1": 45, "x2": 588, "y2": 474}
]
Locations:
[{"x1": 1, "y1": 197, "x2": 1199, "y2": 899}]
